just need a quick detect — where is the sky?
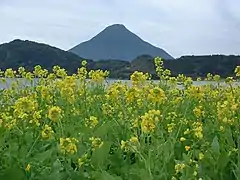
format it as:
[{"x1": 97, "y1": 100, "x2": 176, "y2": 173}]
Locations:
[{"x1": 0, "y1": 0, "x2": 240, "y2": 58}]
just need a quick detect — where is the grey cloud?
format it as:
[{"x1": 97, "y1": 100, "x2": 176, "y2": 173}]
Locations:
[{"x1": 0, "y1": 0, "x2": 239, "y2": 57}]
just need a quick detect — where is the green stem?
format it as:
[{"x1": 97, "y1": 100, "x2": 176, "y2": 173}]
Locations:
[{"x1": 26, "y1": 135, "x2": 40, "y2": 158}]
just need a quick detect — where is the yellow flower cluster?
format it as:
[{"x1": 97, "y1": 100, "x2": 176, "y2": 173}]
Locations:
[
  {"x1": 78, "y1": 153, "x2": 88, "y2": 167},
  {"x1": 41, "y1": 124, "x2": 54, "y2": 139},
  {"x1": 121, "y1": 136, "x2": 140, "y2": 152},
  {"x1": 13, "y1": 96, "x2": 38, "y2": 119},
  {"x1": 192, "y1": 122, "x2": 203, "y2": 139},
  {"x1": 106, "y1": 82, "x2": 127, "y2": 100},
  {"x1": 59, "y1": 137, "x2": 79, "y2": 155},
  {"x1": 4, "y1": 68, "x2": 16, "y2": 78},
  {"x1": 141, "y1": 109, "x2": 161, "y2": 134},
  {"x1": 89, "y1": 137, "x2": 103, "y2": 150},
  {"x1": 193, "y1": 106, "x2": 205, "y2": 118},
  {"x1": 147, "y1": 87, "x2": 166, "y2": 103},
  {"x1": 175, "y1": 163, "x2": 186, "y2": 174},
  {"x1": 130, "y1": 71, "x2": 150, "y2": 86},
  {"x1": 85, "y1": 116, "x2": 99, "y2": 129},
  {"x1": 48, "y1": 106, "x2": 62, "y2": 122},
  {"x1": 89, "y1": 69, "x2": 109, "y2": 83},
  {"x1": 125, "y1": 86, "x2": 141, "y2": 103}
]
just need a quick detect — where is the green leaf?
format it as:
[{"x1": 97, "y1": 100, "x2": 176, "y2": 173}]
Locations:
[
  {"x1": 91, "y1": 141, "x2": 111, "y2": 168},
  {"x1": 0, "y1": 167, "x2": 25, "y2": 180},
  {"x1": 182, "y1": 153, "x2": 190, "y2": 163},
  {"x1": 211, "y1": 136, "x2": 220, "y2": 154},
  {"x1": 130, "y1": 168, "x2": 150, "y2": 180},
  {"x1": 52, "y1": 159, "x2": 62, "y2": 172},
  {"x1": 33, "y1": 149, "x2": 53, "y2": 162},
  {"x1": 218, "y1": 152, "x2": 230, "y2": 170},
  {"x1": 93, "y1": 171, "x2": 122, "y2": 180}
]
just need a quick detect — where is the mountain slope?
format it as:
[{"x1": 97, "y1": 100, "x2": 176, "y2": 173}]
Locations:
[
  {"x1": 69, "y1": 24, "x2": 174, "y2": 61},
  {"x1": 0, "y1": 39, "x2": 93, "y2": 73}
]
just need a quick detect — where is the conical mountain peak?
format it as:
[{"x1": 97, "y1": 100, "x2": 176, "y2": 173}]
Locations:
[{"x1": 69, "y1": 24, "x2": 174, "y2": 61}]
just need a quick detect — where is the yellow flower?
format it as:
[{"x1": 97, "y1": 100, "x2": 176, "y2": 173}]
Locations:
[
  {"x1": 180, "y1": 137, "x2": 186, "y2": 142},
  {"x1": 25, "y1": 164, "x2": 31, "y2": 172},
  {"x1": 225, "y1": 77, "x2": 234, "y2": 84},
  {"x1": 185, "y1": 146, "x2": 191, "y2": 151},
  {"x1": 129, "y1": 137, "x2": 139, "y2": 143},
  {"x1": 13, "y1": 96, "x2": 38, "y2": 118},
  {"x1": 184, "y1": 128, "x2": 190, "y2": 135},
  {"x1": 130, "y1": 71, "x2": 150, "y2": 86},
  {"x1": 167, "y1": 123, "x2": 176, "y2": 133},
  {"x1": 78, "y1": 153, "x2": 88, "y2": 167},
  {"x1": 4, "y1": 68, "x2": 16, "y2": 78},
  {"x1": 234, "y1": 66, "x2": 240, "y2": 77},
  {"x1": 147, "y1": 87, "x2": 166, "y2": 103},
  {"x1": 59, "y1": 137, "x2": 78, "y2": 155},
  {"x1": 48, "y1": 106, "x2": 62, "y2": 122},
  {"x1": 121, "y1": 137, "x2": 140, "y2": 152},
  {"x1": 89, "y1": 137, "x2": 103, "y2": 150},
  {"x1": 121, "y1": 140, "x2": 128, "y2": 151},
  {"x1": 199, "y1": 152, "x2": 204, "y2": 160},
  {"x1": 141, "y1": 109, "x2": 161, "y2": 134},
  {"x1": 77, "y1": 67, "x2": 87, "y2": 80},
  {"x1": 219, "y1": 126, "x2": 224, "y2": 132},
  {"x1": 193, "y1": 106, "x2": 205, "y2": 118},
  {"x1": 89, "y1": 69, "x2": 109, "y2": 83},
  {"x1": 213, "y1": 75, "x2": 220, "y2": 81},
  {"x1": 85, "y1": 116, "x2": 99, "y2": 129},
  {"x1": 41, "y1": 125, "x2": 54, "y2": 139},
  {"x1": 175, "y1": 163, "x2": 186, "y2": 174},
  {"x1": 192, "y1": 122, "x2": 203, "y2": 139},
  {"x1": 81, "y1": 60, "x2": 87, "y2": 66}
]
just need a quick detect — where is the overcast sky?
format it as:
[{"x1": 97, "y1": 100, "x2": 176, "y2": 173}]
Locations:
[{"x1": 0, "y1": 0, "x2": 239, "y2": 58}]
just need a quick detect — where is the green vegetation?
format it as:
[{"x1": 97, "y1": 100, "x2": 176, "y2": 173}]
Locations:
[{"x1": 0, "y1": 58, "x2": 240, "y2": 179}]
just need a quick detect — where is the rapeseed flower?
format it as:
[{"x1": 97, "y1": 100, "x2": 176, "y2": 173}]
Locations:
[
  {"x1": 141, "y1": 109, "x2": 161, "y2": 134},
  {"x1": 89, "y1": 69, "x2": 109, "y2": 83},
  {"x1": 89, "y1": 137, "x2": 103, "y2": 150},
  {"x1": 130, "y1": 71, "x2": 150, "y2": 86},
  {"x1": 48, "y1": 106, "x2": 62, "y2": 122},
  {"x1": 193, "y1": 106, "x2": 205, "y2": 118},
  {"x1": 85, "y1": 116, "x2": 98, "y2": 129},
  {"x1": 147, "y1": 87, "x2": 166, "y2": 103},
  {"x1": 25, "y1": 164, "x2": 31, "y2": 172},
  {"x1": 59, "y1": 137, "x2": 79, "y2": 155},
  {"x1": 41, "y1": 125, "x2": 54, "y2": 139},
  {"x1": 4, "y1": 68, "x2": 16, "y2": 78},
  {"x1": 175, "y1": 163, "x2": 186, "y2": 174},
  {"x1": 185, "y1": 146, "x2": 191, "y2": 151},
  {"x1": 121, "y1": 136, "x2": 139, "y2": 152},
  {"x1": 234, "y1": 66, "x2": 240, "y2": 77},
  {"x1": 78, "y1": 153, "x2": 88, "y2": 167}
]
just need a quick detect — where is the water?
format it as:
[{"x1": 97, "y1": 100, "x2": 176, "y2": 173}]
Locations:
[{"x1": 0, "y1": 78, "x2": 239, "y2": 90}]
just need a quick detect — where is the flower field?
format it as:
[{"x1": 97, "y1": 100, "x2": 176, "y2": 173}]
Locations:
[{"x1": 0, "y1": 57, "x2": 240, "y2": 180}]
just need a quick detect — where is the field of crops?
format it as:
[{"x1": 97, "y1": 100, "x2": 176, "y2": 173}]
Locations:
[{"x1": 0, "y1": 57, "x2": 240, "y2": 180}]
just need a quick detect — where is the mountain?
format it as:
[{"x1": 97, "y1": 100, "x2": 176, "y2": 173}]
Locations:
[
  {"x1": 0, "y1": 39, "x2": 93, "y2": 73},
  {"x1": 69, "y1": 24, "x2": 174, "y2": 61}
]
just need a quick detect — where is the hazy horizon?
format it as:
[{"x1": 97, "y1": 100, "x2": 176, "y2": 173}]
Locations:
[{"x1": 0, "y1": 0, "x2": 240, "y2": 58}]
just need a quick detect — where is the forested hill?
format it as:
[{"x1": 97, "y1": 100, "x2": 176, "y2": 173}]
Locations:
[
  {"x1": 127, "y1": 55, "x2": 240, "y2": 79},
  {"x1": 0, "y1": 40, "x2": 239, "y2": 79},
  {"x1": 0, "y1": 39, "x2": 94, "y2": 73}
]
